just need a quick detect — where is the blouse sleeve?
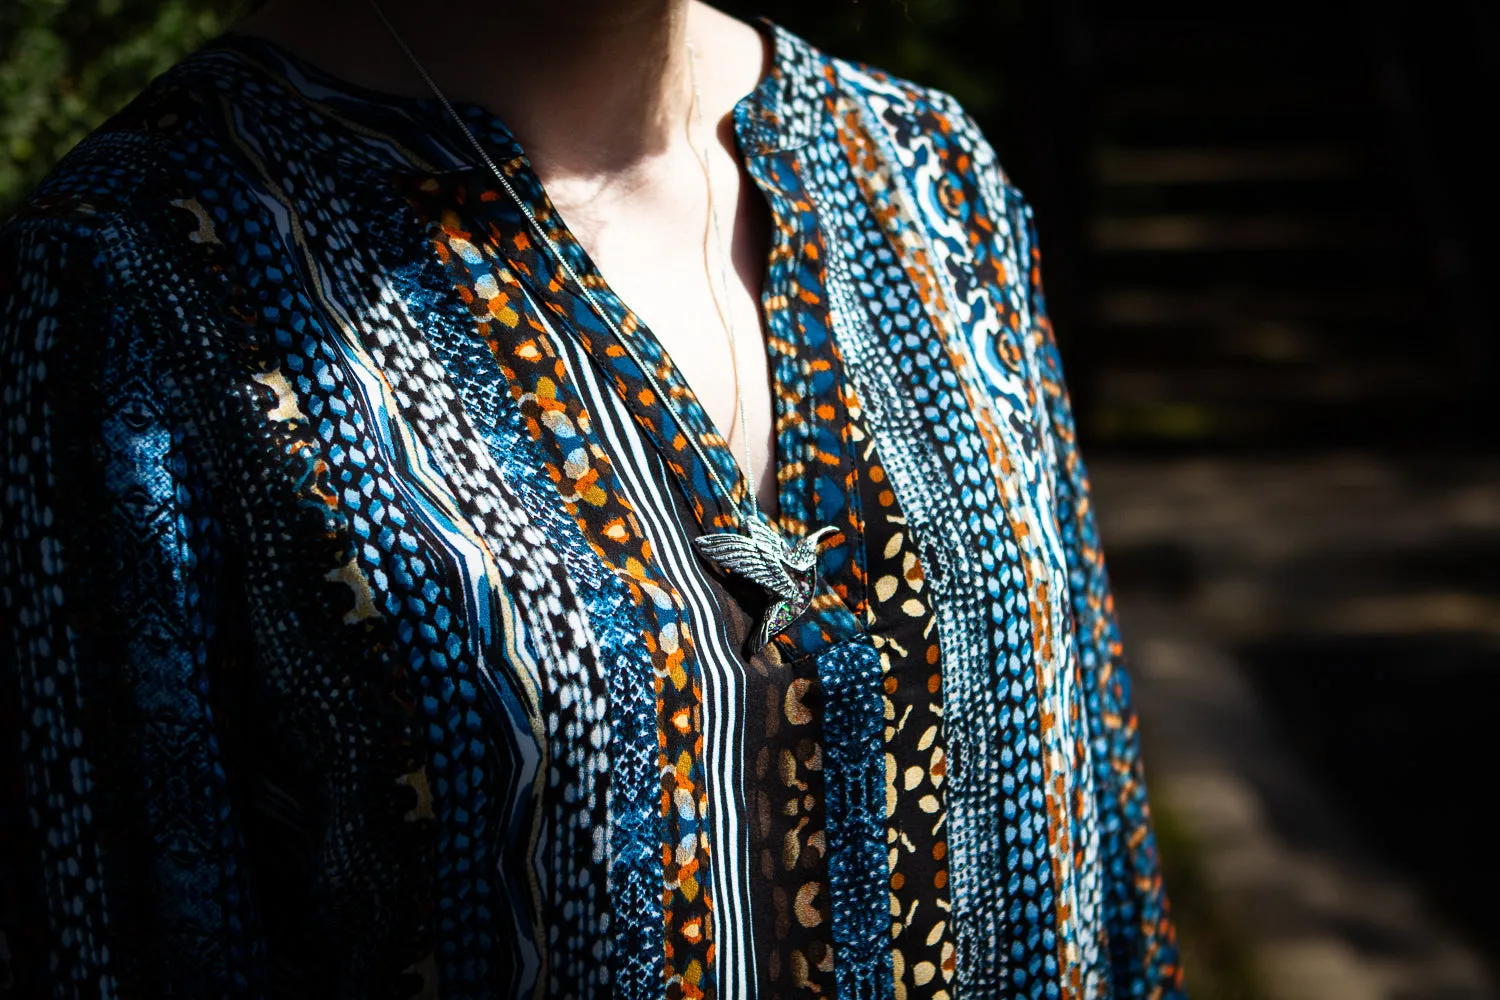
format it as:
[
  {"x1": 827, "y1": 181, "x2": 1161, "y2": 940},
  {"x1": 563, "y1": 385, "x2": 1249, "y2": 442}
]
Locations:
[
  {"x1": 0, "y1": 216, "x2": 260, "y2": 997},
  {"x1": 1018, "y1": 202, "x2": 1186, "y2": 994}
]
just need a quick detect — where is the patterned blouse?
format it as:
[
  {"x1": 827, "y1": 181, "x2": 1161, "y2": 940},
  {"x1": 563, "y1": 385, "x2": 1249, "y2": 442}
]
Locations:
[{"x1": 0, "y1": 18, "x2": 1183, "y2": 1000}]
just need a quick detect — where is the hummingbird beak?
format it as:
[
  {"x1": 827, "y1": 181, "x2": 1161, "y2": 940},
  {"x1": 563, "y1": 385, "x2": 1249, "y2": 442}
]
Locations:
[{"x1": 807, "y1": 525, "x2": 839, "y2": 550}]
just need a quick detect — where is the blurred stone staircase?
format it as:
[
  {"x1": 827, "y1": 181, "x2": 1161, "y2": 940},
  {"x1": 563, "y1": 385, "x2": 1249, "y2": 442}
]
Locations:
[{"x1": 1071, "y1": 5, "x2": 1484, "y2": 449}]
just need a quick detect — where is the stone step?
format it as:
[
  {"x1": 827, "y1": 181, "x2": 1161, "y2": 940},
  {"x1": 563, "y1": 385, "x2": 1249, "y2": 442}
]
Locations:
[
  {"x1": 1085, "y1": 290, "x2": 1427, "y2": 366},
  {"x1": 1094, "y1": 145, "x2": 1368, "y2": 186},
  {"x1": 1089, "y1": 244, "x2": 1415, "y2": 288},
  {"x1": 1093, "y1": 361, "x2": 1450, "y2": 410},
  {"x1": 1089, "y1": 213, "x2": 1396, "y2": 252},
  {"x1": 1096, "y1": 107, "x2": 1386, "y2": 148},
  {"x1": 1096, "y1": 83, "x2": 1375, "y2": 124},
  {"x1": 1093, "y1": 287, "x2": 1424, "y2": 327}
]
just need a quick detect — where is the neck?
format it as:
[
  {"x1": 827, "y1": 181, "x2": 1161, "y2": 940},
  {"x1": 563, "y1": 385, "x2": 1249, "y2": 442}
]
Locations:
[{"x1": 237, "y1": 0, "x2": 697, "y2": 178}]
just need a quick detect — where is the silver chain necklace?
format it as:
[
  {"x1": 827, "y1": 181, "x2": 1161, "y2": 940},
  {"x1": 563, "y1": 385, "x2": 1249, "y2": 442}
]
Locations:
[
  {"x1": 685, "y1": 34, "x2": 758, "y2": 523},
  {"x1": 367, "y1": 1, "x2": 835, "y2": 649}
]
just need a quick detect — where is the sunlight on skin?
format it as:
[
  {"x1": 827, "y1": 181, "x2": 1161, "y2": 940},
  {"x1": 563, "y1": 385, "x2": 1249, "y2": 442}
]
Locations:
[{"x1": 235, "y1": 0, "x2": 782, "y2": 516}]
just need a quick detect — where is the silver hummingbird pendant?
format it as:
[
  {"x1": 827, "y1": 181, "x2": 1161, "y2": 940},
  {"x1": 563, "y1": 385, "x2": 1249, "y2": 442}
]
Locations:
[{"x1": 693, "y1": 518, "x2": 839, "y2": 651}]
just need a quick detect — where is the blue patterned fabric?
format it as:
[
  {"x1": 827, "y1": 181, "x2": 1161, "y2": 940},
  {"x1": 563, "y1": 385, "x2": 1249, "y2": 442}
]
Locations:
[{"x1": 0, "y1": 17, "x2": 1183, "y2": 1000}]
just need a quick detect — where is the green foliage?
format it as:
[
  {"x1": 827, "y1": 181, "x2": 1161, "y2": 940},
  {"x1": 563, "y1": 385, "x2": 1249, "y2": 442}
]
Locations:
[{"x1": 0, "y1": 0, "x2": 245, "y2": 217}]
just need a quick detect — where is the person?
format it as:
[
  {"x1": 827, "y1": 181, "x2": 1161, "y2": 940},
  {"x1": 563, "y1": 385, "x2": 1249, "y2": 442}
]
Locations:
[{"x1": 0, "y1": 1, "x2": 1184, "y2": 996}]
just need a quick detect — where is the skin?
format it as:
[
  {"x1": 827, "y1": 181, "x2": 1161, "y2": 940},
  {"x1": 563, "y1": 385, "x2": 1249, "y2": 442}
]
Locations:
[{"x1": 235, "y1": 0, "x2": 782, "y2": 518}]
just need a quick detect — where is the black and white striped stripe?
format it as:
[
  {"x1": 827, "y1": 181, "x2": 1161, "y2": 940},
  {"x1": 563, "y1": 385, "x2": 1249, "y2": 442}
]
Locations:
[{"x1": 548, "y1": 319, "x2": 761, "y2": 1000}]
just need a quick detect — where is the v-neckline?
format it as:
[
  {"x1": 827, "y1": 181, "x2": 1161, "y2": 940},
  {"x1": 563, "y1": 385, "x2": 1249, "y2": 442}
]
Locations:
[
  {"x1": 211, "y1": 20, "x2": 813, "y2": 536},
  {"x1": 213, "y1": 19, "x2": 868, "y2": 654},
  {"x1": 421, "y1": 20, "x2": 819, "y2": 539},
  {"x1": 427, "y1": 22, "x2": 868, "y2": 653}
]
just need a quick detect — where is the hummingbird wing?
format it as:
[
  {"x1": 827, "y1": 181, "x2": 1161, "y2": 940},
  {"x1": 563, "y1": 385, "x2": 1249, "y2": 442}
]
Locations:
[{"x1": 693, "y1": 530, "x2": 796, "y2": 596}]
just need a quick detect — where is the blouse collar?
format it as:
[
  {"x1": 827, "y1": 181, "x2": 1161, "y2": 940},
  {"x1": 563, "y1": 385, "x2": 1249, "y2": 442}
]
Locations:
[{"x1": 733, "y1": 19, "x2": 831, "y2": 156}]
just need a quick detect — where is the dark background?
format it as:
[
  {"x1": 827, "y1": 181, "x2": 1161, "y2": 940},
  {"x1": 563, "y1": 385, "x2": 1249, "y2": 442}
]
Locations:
[{"x1": 4, "y1": 2, "x2": 1497, "y2": 996}]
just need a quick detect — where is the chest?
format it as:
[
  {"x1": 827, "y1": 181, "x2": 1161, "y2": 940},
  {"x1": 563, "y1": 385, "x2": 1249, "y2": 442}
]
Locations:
[
  {"x1": 196, "y1": 92, "x2": 1084, "y2": 996},
  {"x1": 544, "y1": 155, "x2": 781, "y2": 515}
]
